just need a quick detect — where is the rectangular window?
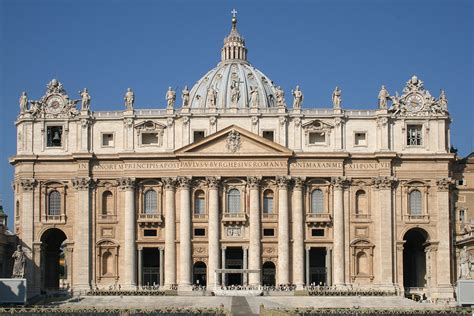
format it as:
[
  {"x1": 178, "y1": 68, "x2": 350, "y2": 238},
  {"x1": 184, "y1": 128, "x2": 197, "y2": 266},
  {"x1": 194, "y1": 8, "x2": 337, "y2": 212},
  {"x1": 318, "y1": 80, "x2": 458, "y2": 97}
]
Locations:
[
  {"x1": 459, "y1": 209, "x2": 465, "y2": 222},
  {"x1": 262, "y1": 131, "x2": 274, "y2": 142},
  {"x1": 457, "y1": 179, "x2": 465, "y2": 186},
  {"x1": 194, "y1": 228, "x2": 206, "y2": 236},
  {"x1": 141, "y1": 132, "x2": 159, "y2": 145},
  {"x1": 263, "y1": 228, "x2": 275, "y2": 237},
  {"x1": 46, "y1": 126, "x2": 63, "y2": 147},
  {"x1": 144, "y1": 229, "x2": 157, "y2": 237},
  {"x1": 309, "y1": 132, "x2": 325, "y2": 145},
  {"x1": 193, "y1": 131, "x2": 205, "y2": 142},
  {"x1": 312, "y1": 229, "x2": 324, "y2": 237},
  {"x1": 354, "y1": 132, "x2": 367, "y2": 146},
  {"x1": 407, "y1": 125, "x2": 422, "y2": 146},
  {"x1": 102, "y1": 133, "x2": 114, "y2": 147}
]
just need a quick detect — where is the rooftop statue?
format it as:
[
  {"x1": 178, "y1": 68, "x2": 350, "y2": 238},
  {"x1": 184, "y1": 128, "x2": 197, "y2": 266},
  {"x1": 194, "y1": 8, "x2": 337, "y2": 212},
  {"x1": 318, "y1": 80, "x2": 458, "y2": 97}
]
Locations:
[
  {"x1": 79, "y1": 88, "x2": 91, "y2": 111},
  {"x1": 292, "y1": 85, "x2": 303, "y2": 109},
  {"x1": 459, "y1": 246, "x2": 472, "y2": 280},
  {"x1": 332, "y1": 86, "x2": 342, "y2": 109},
  {"x1": 124, "y1": 88, "x2": 134, "y2": 110},
  {"x1": 182, "y1": 85, "x2": 190, "y2": 107},
  {"x1": 19, "y1": 92, "x2": 28, "y2": 114},
  {"x1": 12, "y1": 245, "x2": 26, "y2": 278},
  {"x1": 275, "y1": 86, "x2": 286, "y2": 107},
  {"x1": 230, "y1": 78, "x2": 241, "y2": 106},
  {"x1": 249, "y1": 86, "x2": 259, "y2": 108},
  {"x1": 166, "y1": 86, "x2": 176, "y2": 109},
  {"x1": 378, "y1": 85, "x2": 390, "y2": 109}
]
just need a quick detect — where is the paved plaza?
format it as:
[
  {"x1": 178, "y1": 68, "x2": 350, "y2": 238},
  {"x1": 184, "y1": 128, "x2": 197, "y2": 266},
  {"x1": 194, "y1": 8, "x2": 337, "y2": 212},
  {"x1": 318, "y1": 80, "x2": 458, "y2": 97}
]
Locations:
[{"x1": 59, "y1": 295, "x2": 446, "y2": 315}]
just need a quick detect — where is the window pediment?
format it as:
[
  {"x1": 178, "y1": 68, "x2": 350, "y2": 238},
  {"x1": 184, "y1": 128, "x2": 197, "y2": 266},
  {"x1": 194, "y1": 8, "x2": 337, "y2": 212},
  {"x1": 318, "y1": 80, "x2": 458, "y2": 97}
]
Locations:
[
  {"x1": 134, "y1": 120, "x2": 166, "y2": 131},
  {"x1": 302, "y1": 120, "x2": 333, "y2": 133}
]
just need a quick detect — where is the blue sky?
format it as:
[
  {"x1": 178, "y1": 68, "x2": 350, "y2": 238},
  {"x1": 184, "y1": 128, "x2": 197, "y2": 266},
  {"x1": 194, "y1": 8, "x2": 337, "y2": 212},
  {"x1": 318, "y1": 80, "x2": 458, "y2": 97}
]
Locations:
[{"x1": 0, "y1": 0, "x2": 473, "y2": 227}]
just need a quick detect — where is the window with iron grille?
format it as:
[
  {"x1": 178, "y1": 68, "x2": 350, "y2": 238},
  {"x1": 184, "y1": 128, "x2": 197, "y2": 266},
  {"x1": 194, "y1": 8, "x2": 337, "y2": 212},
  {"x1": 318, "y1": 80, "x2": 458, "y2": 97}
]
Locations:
[
  {"x1": 409, "y1": 190, "x2": 422, "y2": 215},
  {"x1": 144, "y1": 190, "x2": 158, "y2": 214},
  {"x1": 311, "y1": 189, "x2": 324, "y2": 213},
  {"x1": 48, "y1": 191, "x2": 61, "y2": 216},
  {"x1": 227, "y1": 189, "x2": 240, "y2": 213},
  {"x1": 407, "y1": 125, "x2": 422, "y2": 146}
]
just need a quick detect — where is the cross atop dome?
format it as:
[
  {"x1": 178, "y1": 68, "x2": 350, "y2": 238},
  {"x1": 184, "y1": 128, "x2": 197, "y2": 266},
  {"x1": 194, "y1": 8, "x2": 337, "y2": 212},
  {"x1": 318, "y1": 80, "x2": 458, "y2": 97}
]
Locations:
[{"x1": 221, "y1": 9, "x2": 247, "y2": 62}]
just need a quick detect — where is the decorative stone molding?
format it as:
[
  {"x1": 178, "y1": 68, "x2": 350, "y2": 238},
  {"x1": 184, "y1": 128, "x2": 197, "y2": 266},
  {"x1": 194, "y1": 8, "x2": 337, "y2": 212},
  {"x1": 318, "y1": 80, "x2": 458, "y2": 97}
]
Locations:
[
  {"x1": 251, "y1": 116, "x2": 259, "y2": 126},
  {"x1": 263, "y1": 246, "x2": 277, "y2": 257},
  {"x1": 209, "y1": 116, "x2": 217, "y2": 126},
  {"x1": 292, "y1": 177, "x2": 305, "y2": 190},
  {"x1": 182, "y1": 116, "x2": 190, "y2": 125},
  {"x1": 331, "y1": 176, "x2": 350, "y2": 189},
  {"x1": 279, "y1": 116, "x2": 287, "y2": 125},
  {"x1": 178, "y1": 176, "x2": 192, "y2": 189},
  {"x1": 123, "y1": 118, "x2": 134, "y2": 128},
  {"x1": 166, "y1": 117, "x2": 174, "y2": 127},
  {"x1": 333, "y1": 117, "x2": 344, "y2": 127},
  {"x1": 206, "y1": 176, "x2": 221, "y2": 189},
  {"x1": 293, "y1": 117, "x2": 301, "y2": 127},
  {"x1": 276, "y1": 176, "x2": 290, "y2": 188},
  {"x1": 81, "y1": 118, "x2": 92, "y2": 128},
  {"x1": 19, "y1": 179, "x2": 36, "y2": 191},
  {"x1": 436, "y1": 177, "x2": 453, "y2": 191},
  {"x1": 72, "y1": 177, "x2": 93, "y2": 190},
  {"x1": 118, "y1": 177, "x2": 135, "y2": 190},
  {"x1": 376, "y1": 117, "x2": 388, "y2": 127},
  {"x1": 372, "y1": 176, "x2": 397, "y2": 190},
  {"x1": 247, "y1": 176, "x2": 261, "y2": 189},
  {"x1": 193, "y1": 246, "x2": 207, "y2": 256},
  {"x1": 162, "y1": 177, "x2": 177, "y2": 190},
  {"x1": 226, "y1": 130, "x2": 241, "y2": 153}
]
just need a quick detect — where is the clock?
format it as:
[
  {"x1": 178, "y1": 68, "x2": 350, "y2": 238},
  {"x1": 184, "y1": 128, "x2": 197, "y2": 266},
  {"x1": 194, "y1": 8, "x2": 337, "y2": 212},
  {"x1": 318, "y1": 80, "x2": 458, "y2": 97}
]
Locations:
[
  {"x1": 46, "y1": 95, "x2": 64, "y2": 114},
  {"x1": 405, "y1": 93, "x2": 423, "y2": 112}
]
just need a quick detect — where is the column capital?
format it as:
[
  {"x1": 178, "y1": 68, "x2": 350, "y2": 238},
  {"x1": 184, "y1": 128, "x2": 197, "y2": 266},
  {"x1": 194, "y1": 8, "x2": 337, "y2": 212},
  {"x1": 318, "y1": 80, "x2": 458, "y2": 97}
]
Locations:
[
  {"x1": 436, "y1": 177, "x2": 453, "y2": 191},
  {"x1": 177, "y1": 176, "x2": 192, "y2": 189},
  {"x1": 162, "y1": 177, "x2": 178, "y2": 190},
  {"x1": 371, "y1": 176, "x2": 397, "y2": 190},
  {"x1": 19, "y1": 178, "x2": 36, "y2": 191},
  {"x1": 118, "y1": 177, "x2": 136, "y2": 190},
  {"x1": 246, "y1": 176, "x2": 261, "y2": 189},
  {"x1": 292, "y1": 177, "x2": 306, "y2": 190},
  {"x1": 206, "y1": 176, "x2": 221, "y2": 189},
  {"x1": 72, "y1": 177, "x2": 93, "y2": 191},
  {"x1": 331, "y1": 176, "x2": 351, "y2": 189},
  {"x1": 276, "y1": 176, "x2": 290, "y2": 189}
]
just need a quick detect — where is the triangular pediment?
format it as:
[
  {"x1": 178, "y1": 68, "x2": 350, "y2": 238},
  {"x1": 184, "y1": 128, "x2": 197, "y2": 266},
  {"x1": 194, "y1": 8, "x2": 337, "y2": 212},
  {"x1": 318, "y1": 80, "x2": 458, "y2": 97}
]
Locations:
[{"x1": 175, "y1": 125, "x2": 293, "y2": 157}]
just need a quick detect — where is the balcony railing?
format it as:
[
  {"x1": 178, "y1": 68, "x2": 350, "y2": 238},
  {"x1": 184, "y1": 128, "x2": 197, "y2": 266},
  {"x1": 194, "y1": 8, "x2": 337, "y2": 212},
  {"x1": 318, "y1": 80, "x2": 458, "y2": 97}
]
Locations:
[
  {"x1": 222, "y1": 212, "x2": 247, "y2": 224},
  {"x1": 138, "y1": 213, "x2": 163, "y2": 226},
  {"x1": 42, "y1": 214, "x2": 66, "y2": 223},
  {"x1": 262, "y1": 213, "x2": 278, "y2": 220},
  {"x1": 97, "y1": 214, "x2": 117, "y2": 222},
  {"x1": 306, "y1": 212, "x2": 332, "y2": 223},
  {"x1": 193, "y1": 213, "x2": 208, "y2": 220},
  {"x1": 352, "y1": 214, "x2": 371, "y2": 221},
  {"x1": 404, "y1": 214, "x2": 429, "y2": 223}
]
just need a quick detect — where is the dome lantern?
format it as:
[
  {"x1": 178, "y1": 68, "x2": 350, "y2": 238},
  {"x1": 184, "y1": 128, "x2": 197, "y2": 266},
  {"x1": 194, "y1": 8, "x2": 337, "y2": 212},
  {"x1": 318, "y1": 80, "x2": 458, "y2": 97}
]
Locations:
[{"x1": 221, "y1": 9, "x2": 247, "y2": 62}]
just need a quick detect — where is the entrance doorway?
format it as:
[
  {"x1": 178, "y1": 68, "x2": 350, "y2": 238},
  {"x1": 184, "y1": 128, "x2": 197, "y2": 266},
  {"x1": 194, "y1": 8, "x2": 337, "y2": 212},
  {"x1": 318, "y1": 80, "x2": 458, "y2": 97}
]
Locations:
[
  {"x1": 225, "y1": 247, "x2": 243, "y2": 285},
  {"x1": 142, "y1": 248, "x2": 160, "y2": 286},
  {"x1": 193, "y1": 261, "x2": 207, "y2": 286},
  {"x1": 40, "y1": 228, "x2": 67, "y2": 290},
  {"x1": 262, "y1": 261, "x2": 276, "y2": 286},
  {"x1": 309, "y1": 247, "x2": 327, "y2": 285},
  {"x1": 403, "y1": 228, "x2": 428, "y2": 288}
]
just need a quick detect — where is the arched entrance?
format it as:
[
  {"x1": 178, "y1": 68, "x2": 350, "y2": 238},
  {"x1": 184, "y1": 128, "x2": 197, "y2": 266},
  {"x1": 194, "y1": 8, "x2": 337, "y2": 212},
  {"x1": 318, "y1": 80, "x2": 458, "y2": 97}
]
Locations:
[
  {"x1": 40, "y1": 228, "x2": 67, "y2": 290},
  {"x1": 403, "y1": 228, "x2": 428, "y2": 289},
  {"x1": 262, "y1": 261, "x2": 276, "y2": 286},
  {"x1": 193, "y1": 261, "x2": 207, "y2": 286}
]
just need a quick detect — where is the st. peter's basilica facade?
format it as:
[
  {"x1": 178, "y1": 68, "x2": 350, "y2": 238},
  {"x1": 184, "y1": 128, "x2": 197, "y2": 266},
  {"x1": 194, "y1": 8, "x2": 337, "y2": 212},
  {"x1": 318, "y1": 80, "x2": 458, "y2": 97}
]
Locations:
[{"x1": 11, "y1": 14, "x2": 456, "y2": 301}]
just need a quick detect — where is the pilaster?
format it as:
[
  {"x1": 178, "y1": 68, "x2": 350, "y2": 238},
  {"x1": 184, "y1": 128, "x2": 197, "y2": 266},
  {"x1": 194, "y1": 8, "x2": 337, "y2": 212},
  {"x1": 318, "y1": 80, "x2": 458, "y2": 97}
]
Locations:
[
  {"x1": 276, "y1": 176, "x2": 290, "y2": 285},
  {"x1": 119, "y1": 177, "x2": 136, "y2": 289},
  {"x1": 291, "y1": 177, "x2": 305, "y2": 289},
  {"x1": 178, "y1": 176, "x2": 192, "y2": 291},
  {"x1": 331, "y1": 176, "x2": 349, "y2": 287},
  {"x1": 163, "y1": 177, "x2": 177, "y2": 288},
  {"x1": 206, "y1": 177, "x2": 220, "y2": 288},
  {"x1": 247, "y1": 176, "x2": 261, "y2": 286}
]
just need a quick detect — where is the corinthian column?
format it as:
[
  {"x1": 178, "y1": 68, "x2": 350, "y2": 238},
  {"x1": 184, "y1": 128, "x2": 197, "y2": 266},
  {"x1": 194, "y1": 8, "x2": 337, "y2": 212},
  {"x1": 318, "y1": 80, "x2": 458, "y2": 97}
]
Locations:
[
  {"x1": 332, "y1": 176, "x2": 348, "y2": 287},
  {"x1": 277, "y1": 176, "x2": 290, "y2": 285},
  {"x1": 72, "y1": 177, "x2": 93, "y2": 290},
  {"x1": 163, "y1": 177, "x2": 177, "y2": 288},
  {"x1": 206, "y1": 177, "x2": 220, "y2": 288},
  {"x1": 119, "y1": 177, "x2": 136, "y2": 289},
  {"x1": 247, "y1": 176, "x2": 261, "y2": 286},
  {"x1": 292, "y1": 177, "x2": 305, "y2": 289},
  {"x1": 373, "y1": 176, "x2": 396, "y2": 288},
  {"x1": 178, "y1": 176, "x2": 192, "y2": 290}
]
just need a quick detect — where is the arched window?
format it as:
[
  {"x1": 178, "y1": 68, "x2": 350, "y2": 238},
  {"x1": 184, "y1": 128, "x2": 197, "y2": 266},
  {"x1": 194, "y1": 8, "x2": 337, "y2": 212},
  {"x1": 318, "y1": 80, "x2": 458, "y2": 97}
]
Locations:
[
  {"x1": 194, "y1": 190, "x2": 205, "y2": 215},
  {"x1": 355, "y1": 190, "x2": 367, "y2": 215},
  {"x1": 263, "y1": 190, "x2": 274, "y2": 214},
  {"x1": 102, "y1": 191, "x2": 113, "y2": 215},
  {"x1": 409, "y1": 190, "x2": 422, "y2": 215},
  {"x1": 144, "y1": 190, "x2": 158, "y2": 214},
  {"x1": 102, "y1": 251, "x2": 112, "y2": 275},
  {"x1": 227, "y1": 189, "x2": 240, "y2": 213},
  {"x1": 311, "y1": 189, "x2": 324, "y2": 214},
  {"x1": 48, "y1": 190, "x2": 61, "y2": 216}
]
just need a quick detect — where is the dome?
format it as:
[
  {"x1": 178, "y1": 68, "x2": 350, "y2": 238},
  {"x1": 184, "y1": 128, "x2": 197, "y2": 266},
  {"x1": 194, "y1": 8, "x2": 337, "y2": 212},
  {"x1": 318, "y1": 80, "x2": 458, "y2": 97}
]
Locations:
[{"x1": 188, "y1": 12, "x2": 279, "y2": 109}]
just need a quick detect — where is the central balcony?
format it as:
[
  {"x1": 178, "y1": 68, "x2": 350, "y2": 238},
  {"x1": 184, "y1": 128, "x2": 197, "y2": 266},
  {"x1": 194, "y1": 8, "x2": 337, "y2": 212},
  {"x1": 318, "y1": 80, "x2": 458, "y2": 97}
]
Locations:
[
  {"x1": 138, "y1": 213, "x2": 163, "y2": 227},
  {"x1": 306, "y1": 212, "x2": 332, "y2": 227},
  {"x1": 222, "y1": 212, "x2": 247, "y2": 225}
]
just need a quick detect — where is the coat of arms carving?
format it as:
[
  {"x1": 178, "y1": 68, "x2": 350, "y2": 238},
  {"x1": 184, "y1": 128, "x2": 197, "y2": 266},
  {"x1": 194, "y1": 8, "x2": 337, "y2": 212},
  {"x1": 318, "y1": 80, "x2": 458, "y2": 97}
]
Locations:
[{"x1": 226, "y1": 130, "x2": 242, "y2": 153}]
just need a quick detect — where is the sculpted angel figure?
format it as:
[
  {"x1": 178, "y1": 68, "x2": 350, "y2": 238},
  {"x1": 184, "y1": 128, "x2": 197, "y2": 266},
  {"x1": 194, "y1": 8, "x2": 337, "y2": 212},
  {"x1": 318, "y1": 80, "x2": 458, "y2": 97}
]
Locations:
[
  {"x1": 459, "y1": 246, "x2": 472, "y2": 280},
  {"x1": 249, "y1": 86, "x2": 259, "y2": 108},
  {"x1": 181, "y1": 85, "x2": 190, "y2": 107},
  {"x1": 275, "y1": 86, "x2": 286, "y2": 107},
  {"x1": 332, "y1": 86, "x2": 342, "y2": 109},
  {"x1": 378, "y1": 85, "x2": 390, "y2": 109},
  {"x1": 124, "y1": 88, "x2": 134, "y2": 110},
  {"x1": 79, "y1": 88, "x2": 91, "y2": 111},
  {"x1": 389, "y1": 91, "x2": 401, "y2": 115},
  {"x1": 292, "y1": 85, "x2": 303, "y2": 109},
  {"x1": 207, "y1": 87, "x2": 217, "y2": 108},
  {"x1": 12, "y1": 245, "x2": 26, "y2": 278},
  {"x1": 438, "y1": 89, "x2": 448, "y2": 111},
  {"x1": 19, "y1": 92, "x2": 29, "y2": 114},
  {"x1": 166, "y1": 87, "x2": 176, "y2": 109},
  {"x1": 230, "y1": 79, "x2": 240, "y2": 105}
]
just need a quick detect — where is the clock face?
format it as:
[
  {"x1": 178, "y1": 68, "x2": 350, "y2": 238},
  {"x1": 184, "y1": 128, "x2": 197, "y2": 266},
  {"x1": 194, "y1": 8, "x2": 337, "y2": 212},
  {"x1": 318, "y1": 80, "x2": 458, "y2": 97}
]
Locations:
[
  {"x1": 46, "y1": 95, "x2": 64, "y2": 114},
  {"x1": 406, "y1": 93, "x2": 423, "y2": 112}
]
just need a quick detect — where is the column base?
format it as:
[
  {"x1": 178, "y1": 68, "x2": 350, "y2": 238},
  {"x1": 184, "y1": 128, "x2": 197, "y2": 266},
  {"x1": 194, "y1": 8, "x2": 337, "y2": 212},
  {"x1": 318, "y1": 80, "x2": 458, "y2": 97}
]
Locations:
[
  {"x1": 429, "y1": 285, "x2": 455, "y2": 302},
  {"x1": 178, "y1": 284, "x2": 193, "y2": 292}
]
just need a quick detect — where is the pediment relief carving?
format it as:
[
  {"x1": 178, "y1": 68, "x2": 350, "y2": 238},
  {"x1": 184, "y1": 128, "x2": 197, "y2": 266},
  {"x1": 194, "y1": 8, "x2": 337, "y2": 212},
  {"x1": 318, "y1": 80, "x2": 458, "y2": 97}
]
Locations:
[
  {"x1": 302, "y1": 120, "x2": 333, "y2": 134},
  {"x1": 134, "y1": 120, "x2": 166, "y2": 131}
]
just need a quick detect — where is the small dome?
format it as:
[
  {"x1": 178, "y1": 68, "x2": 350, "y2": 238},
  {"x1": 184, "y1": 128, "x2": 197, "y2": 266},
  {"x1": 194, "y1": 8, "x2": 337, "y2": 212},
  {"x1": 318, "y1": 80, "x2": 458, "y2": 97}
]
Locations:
[{"x1": 188, "y1": 11, "x2": 280, "y2": 109}]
